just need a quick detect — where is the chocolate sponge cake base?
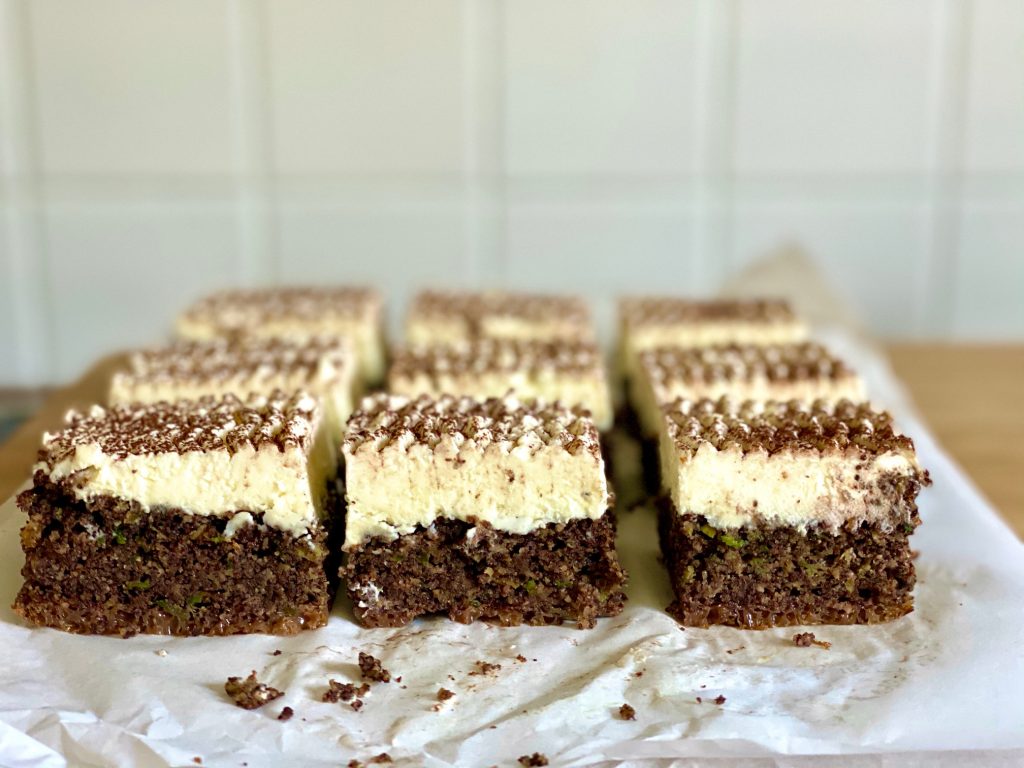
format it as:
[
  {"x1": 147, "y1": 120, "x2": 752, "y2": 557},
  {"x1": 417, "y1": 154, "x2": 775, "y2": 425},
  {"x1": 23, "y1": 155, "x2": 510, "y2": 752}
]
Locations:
[
  {"x1": 657, "y1": 499, "x2": 917, "y2": 628},
  {"x1": 343, "y1": 513, "x2": 627, "y2": 629},
  {"x1": 14, "y1": 475, "x2": 338, "y2": 637}
]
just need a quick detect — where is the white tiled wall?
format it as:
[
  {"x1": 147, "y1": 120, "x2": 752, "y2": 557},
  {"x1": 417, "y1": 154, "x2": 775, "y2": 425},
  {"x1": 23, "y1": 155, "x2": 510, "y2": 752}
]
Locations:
[{"x1": 0, "y1": 0, "x2": 1021, "y2": 386}]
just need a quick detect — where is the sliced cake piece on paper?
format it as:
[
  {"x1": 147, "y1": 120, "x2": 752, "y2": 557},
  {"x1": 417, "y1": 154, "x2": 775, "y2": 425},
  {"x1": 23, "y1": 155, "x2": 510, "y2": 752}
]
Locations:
[
  {"x1": 341, "y1": 393, "x2": 627, "y2": 629},
  {"x1": 405, "y1": 289, "x2": 595, "y2": 347},
  {"x1": 657, "y1": 397, "x2": 930, "y2": 628},
  {"x1": 14, "y1": 392, "x2": 339, "y2": 636},
  {"x1": 388, "y1": 338, "x2": 614, "y2": 431},
  {"x1": 176, "y1": 286, "x2": 385, "y2": 388}
]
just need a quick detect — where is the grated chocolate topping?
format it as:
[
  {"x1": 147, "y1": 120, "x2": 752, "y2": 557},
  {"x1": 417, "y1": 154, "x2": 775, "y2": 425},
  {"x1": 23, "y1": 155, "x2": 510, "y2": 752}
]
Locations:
[
  {"x1": 389, "y1": 338, "x2": 604, "y2": 381},
  {"x1": 620, "y1": 297, "x2": 797, "y2": 329},
  {"x1": 662, "y1": 397, "x2": 919, "y2": 458},
  {"x1": 408, "y1": 290, "x2": 591, "y2": 333},
  {"x1": 40, "y1": 391, "x2": 318, "y2": 467},
  {"x1": 344, "y1": 393, "x2": 601, "y2": 458},
  {"x1": 113, "y1": 337, "x2": 351, "y2": 388},
  {"x1": 639, "y1": 342, "x2": 857, "y2": 385},
  {"x1": 179, "y1": 286, "x2": 380, "y2": 333}
]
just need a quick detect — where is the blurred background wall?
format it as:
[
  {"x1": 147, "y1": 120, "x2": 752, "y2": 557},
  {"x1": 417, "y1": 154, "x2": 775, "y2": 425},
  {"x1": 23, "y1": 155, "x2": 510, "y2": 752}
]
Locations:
[{"x1": 1, "y1": 0, "x2": 1022, "y2": 386}]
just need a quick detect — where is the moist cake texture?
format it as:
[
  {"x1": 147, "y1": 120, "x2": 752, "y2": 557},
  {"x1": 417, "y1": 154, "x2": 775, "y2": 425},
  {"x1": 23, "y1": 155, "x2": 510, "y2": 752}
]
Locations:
[
  {"x1": 657, "y1": 397, "x2": 930, "y2": 628},
  {"x1": 341, "y1": 394, "x2": 626, "y2": 628},
  {"x1": 109, "y1": 336, "x2": 356, "y2": 449},
  {"x1": 176, "y1": 286, "x2": 385, "y2": 386},
  {"x1": 388, "y1": 338, "x2": 614, "y2": 430},
  {"x1": 406, "y1": 289, "x2": 595, "y2": 346},
  {"x1": 14, "y1": 392, "x2": 339, "y2": 636},
  {"x1": 618, "y1": 297, "x2": 807, "y2": 383},
  {"x1": 631, "y1": 342, "x2": 865, "y2": 437}
]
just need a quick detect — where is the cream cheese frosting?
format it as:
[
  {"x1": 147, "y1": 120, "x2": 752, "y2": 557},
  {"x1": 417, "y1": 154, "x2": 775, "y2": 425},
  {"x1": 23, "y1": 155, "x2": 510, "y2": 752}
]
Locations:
[
  {"x1": 342, "y1": 394, "x2": 609, "y2": 549},
  {"x1": 38, "y1": 393, "x2": 334, "y2": 538}
]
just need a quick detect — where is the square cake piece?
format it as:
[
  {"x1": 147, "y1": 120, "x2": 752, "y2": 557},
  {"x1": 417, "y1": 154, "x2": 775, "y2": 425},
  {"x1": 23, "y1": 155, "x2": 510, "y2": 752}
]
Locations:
[
  {"x1": 14, "y1": 392, "x2": 339, "y2": 636},
  {"x1": 618, "y1": 297, "x2": 808, "y2": 384},
  {"x1": 631, "y1": 342, "x2": 865, "y2": 438},
  {"x1": 405, "y1": 289, "x2": 595, "y2": 346},
  {"x1": 657, "y1": 398, "x2": 930, "y2": 628},
  {"x1": 388, "y1": 338, "x2": 614, "y2": 430},
  {"x1": 341, "y1": 394, "x2": 627, "y2": 628},
  {"x1": 176, "y1": 286, "x2": 385, "y2": 387},
  {"x1": 109, "y1": 336, "x2": 356, "y2": 451}
]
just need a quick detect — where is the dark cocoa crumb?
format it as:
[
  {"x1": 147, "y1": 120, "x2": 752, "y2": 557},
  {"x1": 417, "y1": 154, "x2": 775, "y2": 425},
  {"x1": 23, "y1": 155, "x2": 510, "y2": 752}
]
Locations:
[
  {"x1": 696, "y1": 696, "x2": 702, "y2": 703},
  {"x1": 272, "y1": 649, "x2": 282, "y2": 656},
  {"x1": 714, "y1": 695, "x2": 727, "y2": 705},
  {"x1": 437, "y1": 687, "x2": 455, "y2": 701},
  {"x1": 322, "y1": 679, "x2": 359, "y2": 703},
  {"x1": 351, "y1": 699, "x2": 364, "y2": 712},
  {"x1": 619, "y1": 703, "x2": 636, "y2": 720},
  {"x1": 793, "y1": 632, "x2": 832, "y2": 649},
  {"x1": 634, "y1": 671, "x2": 643, "y2": 678},
  {"x1": 348, "y1": 761, "x2": 362, "y2": 768},
  {"x1": 518, "y1": 754, "x2": 549, "y2": 767},
  {"x1": 358, "y1": 652, "x2": 391, "y2": 683},
  {"x1": 395, "y1": 676, "x2": 402, "y2": 683},
  {"x1": 193, "y1": 759, "x2": 202, "y2": 765},
  {"x1": 369, "y1": 754, "x2": 392, "y2": 764},
  {"x1": 224, "y1": 671, "x2": 283, "y2": 710},
  {"x1": 470, "y1": 660, "x2": 502, "y2": 676},
  {"x1": 277, "y1": 706, "x2": 293, "y2": 722},
  {"x1": 515, "y1": 654, "x2": 528, "y2": 663}
]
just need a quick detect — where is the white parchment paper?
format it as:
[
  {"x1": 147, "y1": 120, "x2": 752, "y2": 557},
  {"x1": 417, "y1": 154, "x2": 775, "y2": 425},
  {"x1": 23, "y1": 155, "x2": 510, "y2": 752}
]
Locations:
[{"x1": 2, "y1": 307, "x2": 1023, "y2": 767}]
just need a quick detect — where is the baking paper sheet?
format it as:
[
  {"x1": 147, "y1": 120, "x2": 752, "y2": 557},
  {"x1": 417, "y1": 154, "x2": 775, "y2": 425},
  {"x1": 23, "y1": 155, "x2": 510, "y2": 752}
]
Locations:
[{"x1": 2, "y1": 321, "x2": 1024, "y2": 767}]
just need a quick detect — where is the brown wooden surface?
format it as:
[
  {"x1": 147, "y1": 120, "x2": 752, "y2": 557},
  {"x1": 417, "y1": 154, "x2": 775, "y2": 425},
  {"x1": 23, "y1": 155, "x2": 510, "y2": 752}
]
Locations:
[{"x1": 1, "y1": 345, "x2": 1022, "y2": 537}]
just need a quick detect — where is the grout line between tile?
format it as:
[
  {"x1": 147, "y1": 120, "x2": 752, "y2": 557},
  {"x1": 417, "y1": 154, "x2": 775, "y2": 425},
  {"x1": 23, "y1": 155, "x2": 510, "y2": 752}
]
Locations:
[{"x1": 921, "y1": 0, "x2": 970, "y2": 337}]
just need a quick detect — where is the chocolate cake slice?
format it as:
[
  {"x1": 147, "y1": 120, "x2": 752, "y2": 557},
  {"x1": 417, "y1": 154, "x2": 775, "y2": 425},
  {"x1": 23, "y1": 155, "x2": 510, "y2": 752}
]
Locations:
[
  {"x1": 176, "y1": 286, "x2": 385, "y2": 387},
  {"x1": 109, "y1": 336, "x2": 356, "y2": 451},
  {"x1": 657, "y1": 397, "x2": 930, "y2": 628},
  {"x1": 14, "y1": 392, "x2": 339, "y2": 636},
  {"x1": 388, "y1": 338, "x2": 614, "y2": 430},
  {"x1": 405, "y1": 289, "x2": 595, "y2": 346},
  {"x1": 617, "y1": 297, "x2": 807, "y2": 385},
  {"x1": 630, "y1": 342, "x2": 865, "y2": 491},
  {"x1": 341, "y1": 394, "x2": 626, "y2": 629}
]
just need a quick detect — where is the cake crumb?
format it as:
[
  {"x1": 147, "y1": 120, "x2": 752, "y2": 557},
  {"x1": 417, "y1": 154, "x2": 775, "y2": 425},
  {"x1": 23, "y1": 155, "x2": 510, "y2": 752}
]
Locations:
[
  {"x1": 155, "y1": 649, "x2": 168, "y2": 657},
  {"x1": 619, "y1": 703, "x2": 636, "y2": 720},
  {"x1": 351, "y1": 699, "x2": 364, "y2": 712},
  {"x1": 358, "y1": 652, "x2": 391, "y2": 683},
  {"x1": 277, "y1": 706, "x2": 293, "y2": 722},
  {"x1": 695, "y1": 696, "x2": 702, "y2": 703},
  {"x1": 634, "y1": 670, "x2": 643, "y2": 678},
  {"x1": 470, "y1": 660, "x2": 502, "y2": 676},
  {"x1": 714, "y1": 695, "x2": 727, "y2": 705},
  {"x1": 725, "y1": 646, "x2": 745, "y2": 655},
  {"x1": 437, "y1": 687, "x2": 455, "y2": 701},
  {"x1": 793, "y1": 632, "x2": 831, "y2": 649},
  {"x1": 515, "y1": 654, "x2": 528, "y2": 663},
  {"x1": 518, "y1": 753, "x2": 549, "y2": 766},
  {"x1": 224, "y1": 671, "x2": 283, "y2": 710},
  {"x1": 369, "y1": 754, "x2": 392, "y2": 764},
  {"x1": 323, "y1": 680, "x2": 358, "y2": 703},
  {"x1": 272, "y1": 649, "x2": 282, "y2": 656},
  {"x1": 193, "y1": 758, "x2": 202, "y2": 765}
]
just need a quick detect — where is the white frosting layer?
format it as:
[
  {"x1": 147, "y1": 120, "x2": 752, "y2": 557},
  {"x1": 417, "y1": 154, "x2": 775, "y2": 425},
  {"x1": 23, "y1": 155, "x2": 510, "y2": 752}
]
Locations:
[
  {"x1": 389, "y1": 371, "x2": 613, "y2": 431},
  {"x1": 343, "y1": 439, "x2": 609, "y2": 549},
  {"x1": 619, "y1": 321, "x2": 808, "y2": 383},
  {"x1": 109, "y1": 360, "x2": 354, "y2": 458},
  {"x1": 659, "y1": 436, "x2": 919, "y2": 532},
  {"x1": 631, "y1": 371, "x2": 865, "y2": 437},
  {"x1": 406, "y1": 317, "x2": 595, "y2": 347},
  {"x1": 177, "y1": 315, "x2": 385, "y2": 385},
  {"x1": 41, "y1": 411, "x2": 335, "y2": 538}
]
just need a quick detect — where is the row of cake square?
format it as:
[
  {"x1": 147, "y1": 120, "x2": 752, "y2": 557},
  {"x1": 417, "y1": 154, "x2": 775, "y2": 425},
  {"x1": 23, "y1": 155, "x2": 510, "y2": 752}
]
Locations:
[{"x1": 12, "y1": 285, "x2": 929, "y2": 637}]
